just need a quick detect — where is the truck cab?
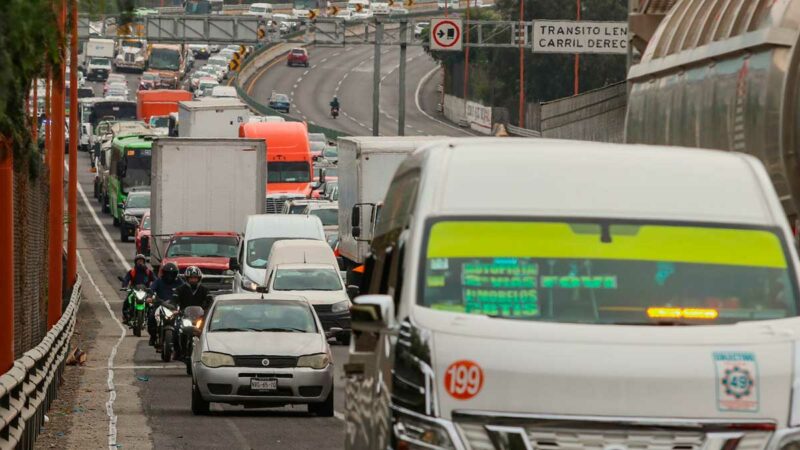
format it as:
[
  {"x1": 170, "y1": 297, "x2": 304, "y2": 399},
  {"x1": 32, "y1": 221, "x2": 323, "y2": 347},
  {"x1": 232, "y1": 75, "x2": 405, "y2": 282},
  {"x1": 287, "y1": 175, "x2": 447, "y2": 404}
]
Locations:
[
  {"x1": 161, "y1": 231, "x2": 240, "y2": 293},
  {"x1": 345, "y1": 138, "x2": 800, "y2": 450},
  {"x1": 239, "y1": 122, "x2": 314, "y2": 213},
  {"x1": 148, "y1": 44, "x2": 185, "y2": 89}
]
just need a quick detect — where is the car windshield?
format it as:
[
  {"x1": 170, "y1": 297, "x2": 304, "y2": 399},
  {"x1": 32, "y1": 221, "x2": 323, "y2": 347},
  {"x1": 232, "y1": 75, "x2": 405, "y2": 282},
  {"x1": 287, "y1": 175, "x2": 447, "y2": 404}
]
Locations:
[
  {"x1": 91, "y1": 57, "x2": 110, "y2": 65},
  {"x1": 210, "y1": 300, "x2": 317, "y2": 332},
  {"x1": 199, "y1": 81, "x2": 218, "y2": 89},
  {"x1": 309, "y1": 208, "x2": 338, "y2": 226},
  {"x1": 290, "y1": 204, "x2": 308, "y2": 214},
  {"x1": 125, "y1": 193, "x2": 150, "y2": 209},
  {"x1": 246, "y1": 237, "x2": 301, "y2": 268},
  {"x1": 268, "y1": 161, "x2": 310, "y2": 183},
  {"x1": 150, "y1": 116, "x2": 169, "y2": 128},
  {"x1": 166, "y1": 235, "x2": 239, "y2": 258},
  {"x1": 149, "y1": 48, "x2": 180, "y2": 71},
  {"x1": 421, "y1": 219, "x2": 799, "y2": 325},
  {"x1": 273, "y1": 267, "x2": 343, "y2": 291},
  {"x1": 272, "y1": 94, "x2": 289, "y2": 103},
  {"x1": 291, "y1": 49, "x2": 305, "y2": 55},
  {"x1": 323, "y1": 147, "x2": 337, "y2": 158}
]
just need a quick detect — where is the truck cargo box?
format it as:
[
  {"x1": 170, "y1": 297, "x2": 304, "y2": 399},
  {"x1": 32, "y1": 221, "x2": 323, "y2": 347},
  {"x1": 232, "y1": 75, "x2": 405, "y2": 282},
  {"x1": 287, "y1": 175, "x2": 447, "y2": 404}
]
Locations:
[{"x1": 178, "y1": 98, "x2": 250, "y2": 138}]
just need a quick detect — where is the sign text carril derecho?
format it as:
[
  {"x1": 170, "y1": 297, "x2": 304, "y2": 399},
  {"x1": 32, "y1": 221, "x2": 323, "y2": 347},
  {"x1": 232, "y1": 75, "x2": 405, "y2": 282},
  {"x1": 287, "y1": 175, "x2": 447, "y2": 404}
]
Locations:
[{"x1": 532, "y1": 20, "x2": 628, "y2": 55}]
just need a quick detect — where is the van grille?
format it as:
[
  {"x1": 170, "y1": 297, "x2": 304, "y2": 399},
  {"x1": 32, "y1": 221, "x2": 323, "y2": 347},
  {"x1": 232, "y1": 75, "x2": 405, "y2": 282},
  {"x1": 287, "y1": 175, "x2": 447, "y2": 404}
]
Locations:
[
  {"x1": 454, "y1": 418, "x2": 772, "y2": 450},
  {"x1": 266, "y1": 195, "x2": 305, "y2": 213}
]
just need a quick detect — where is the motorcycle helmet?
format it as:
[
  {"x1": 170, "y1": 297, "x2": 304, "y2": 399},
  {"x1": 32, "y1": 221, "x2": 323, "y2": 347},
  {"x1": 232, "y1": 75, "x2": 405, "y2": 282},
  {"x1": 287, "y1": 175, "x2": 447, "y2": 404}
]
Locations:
[
  {"x1": 162, "y1": 262, "x2": 179, "y2": 283},
  {"x1": 134, "y1": 253, "x2": 147, "y2": 266},
  {"x1": 185, "y1": 266, "x2": 203, "y2": 287}
]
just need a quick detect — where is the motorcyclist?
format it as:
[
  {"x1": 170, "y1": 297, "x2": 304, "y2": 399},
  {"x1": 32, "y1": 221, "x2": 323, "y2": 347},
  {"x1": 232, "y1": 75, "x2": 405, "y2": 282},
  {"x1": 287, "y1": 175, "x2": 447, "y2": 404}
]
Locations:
[
  {"x1": 329, "y1": 96, "x2": 340, "y2": 116},
  {"x1": 121, "y1": 254, "x2": 155, "y2": 324},
  {"x1": 172, "y1": 266, "x2": 212, "y2": 359},
  {"x1": 146, "y1": 262, "x2": 184, "y2": 346}
]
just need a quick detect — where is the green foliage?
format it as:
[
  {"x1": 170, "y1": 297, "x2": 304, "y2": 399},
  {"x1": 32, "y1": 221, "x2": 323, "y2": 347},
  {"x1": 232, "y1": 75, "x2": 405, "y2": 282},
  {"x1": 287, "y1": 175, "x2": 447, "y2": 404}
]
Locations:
[
  {"x1": 426, "y1": 0, "x2": 628, "y2": 121},
  {"x1": 0, "y1": 0, "x2": 61, "y2": 176}
]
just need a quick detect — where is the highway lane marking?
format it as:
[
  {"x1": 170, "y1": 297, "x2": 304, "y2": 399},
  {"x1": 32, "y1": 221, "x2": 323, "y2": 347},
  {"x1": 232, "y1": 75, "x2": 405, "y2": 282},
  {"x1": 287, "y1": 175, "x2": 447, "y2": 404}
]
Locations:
[
  {"x1": 73, "y1": 164, "x2": 129, "y2": 267},
  {"x1": 77, "y1": 252, "x2": 127, "y2": 450},
  {"x1": 415, "y1": 65, "x2": 473, "y2": 136},
  {"x1": 320, "y1": 58, "x2": 328, "y2": 63},
  {"x1": 246, "y1": 52, "x2": 289, "y2": 96},
  {"x1": 296, "y1": 76, "x2": 302, "y2": 83},
  {"x1": 311, "y1": 64, "x2": 318, "y2": 69},
  {"x1": 304, "y1": 69, "x2": 310, "y2": 75},
  {"x1": 294, "y1": 83, "x2": 298, "y2": 89}
]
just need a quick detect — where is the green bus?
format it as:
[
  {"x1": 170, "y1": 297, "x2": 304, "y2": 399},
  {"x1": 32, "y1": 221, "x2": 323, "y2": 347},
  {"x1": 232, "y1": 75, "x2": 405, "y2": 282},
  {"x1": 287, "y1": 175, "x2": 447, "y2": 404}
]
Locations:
[{"x1": 108, "y1": 134, "x2": 154, "y2": 225}]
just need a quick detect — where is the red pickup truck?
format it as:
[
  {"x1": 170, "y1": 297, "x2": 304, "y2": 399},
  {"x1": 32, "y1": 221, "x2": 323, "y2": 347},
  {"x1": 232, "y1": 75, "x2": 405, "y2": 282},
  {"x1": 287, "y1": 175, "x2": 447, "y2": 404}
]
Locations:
[{"x1": 160, "y1": 231, "x2": 240, "y2": 292}]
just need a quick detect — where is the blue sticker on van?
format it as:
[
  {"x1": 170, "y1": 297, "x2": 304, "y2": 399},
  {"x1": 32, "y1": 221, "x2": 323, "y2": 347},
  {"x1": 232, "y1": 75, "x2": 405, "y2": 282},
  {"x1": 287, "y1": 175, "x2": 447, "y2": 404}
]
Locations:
[{"x1": 713, "y1": 352, "x2": 759, "y2": 412}]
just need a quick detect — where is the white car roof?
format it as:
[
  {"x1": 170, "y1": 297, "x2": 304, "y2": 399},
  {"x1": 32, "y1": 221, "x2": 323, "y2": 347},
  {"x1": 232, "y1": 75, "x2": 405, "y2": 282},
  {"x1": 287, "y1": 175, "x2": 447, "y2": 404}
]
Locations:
[{"x1": 213, "y1": 292, "x2": 309, "y2": 303}]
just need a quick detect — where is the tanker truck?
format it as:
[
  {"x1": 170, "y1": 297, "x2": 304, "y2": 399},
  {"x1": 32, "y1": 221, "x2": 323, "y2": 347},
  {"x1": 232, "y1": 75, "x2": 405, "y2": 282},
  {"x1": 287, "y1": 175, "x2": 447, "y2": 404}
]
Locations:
[{"x1": 626, "y1": 0, "x2": 800, "y2": 223}]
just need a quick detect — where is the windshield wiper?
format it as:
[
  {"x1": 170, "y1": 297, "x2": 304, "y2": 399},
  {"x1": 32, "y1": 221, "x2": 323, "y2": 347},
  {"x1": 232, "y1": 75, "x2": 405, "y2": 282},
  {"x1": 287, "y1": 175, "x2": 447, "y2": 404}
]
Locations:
[
  {"x1": 212, "y1": 327, "x2": 249, "y2": 332},
  {"x1": 253, "y1": 327, "x2": 306, "y2": 333},
  {"x1": 610, "y1": 321, "x2": 693, "y2": 326}
]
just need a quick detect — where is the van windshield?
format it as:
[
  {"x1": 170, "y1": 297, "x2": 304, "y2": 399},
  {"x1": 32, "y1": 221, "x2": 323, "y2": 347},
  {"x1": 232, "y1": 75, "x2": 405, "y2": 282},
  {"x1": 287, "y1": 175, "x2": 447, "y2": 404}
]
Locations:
[
  {"x1": 246, "y1": 237, "x2": 301, "y2": 268},
  {"x1": 309, "y1": 208, "x2": 338, "y2": 226},
  {"x1": 421, "y1": 220, "x2": 799, "y2": 325},
  {"x1": 273, "y1": 268, "x2": 343, "y2": 291}
]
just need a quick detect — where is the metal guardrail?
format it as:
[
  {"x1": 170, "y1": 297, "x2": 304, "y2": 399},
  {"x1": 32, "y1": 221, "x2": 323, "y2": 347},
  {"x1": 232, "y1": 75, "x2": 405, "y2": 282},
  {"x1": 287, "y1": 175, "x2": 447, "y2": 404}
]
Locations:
[
  {"x1": 506, "y1": 124, "x2": 542, "y2": 137},
  {"x1": 0, "y1": 276, "x2": 82, "y2": 450}
]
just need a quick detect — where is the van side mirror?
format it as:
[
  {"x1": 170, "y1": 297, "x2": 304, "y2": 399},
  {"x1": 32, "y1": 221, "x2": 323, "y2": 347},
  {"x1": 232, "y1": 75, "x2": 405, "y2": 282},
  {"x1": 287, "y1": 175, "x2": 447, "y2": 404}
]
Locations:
[
  {"x1": 351, "y1": 205, "x2": 360, "y2": 227},
  {"x1": 351, "y1": 295, "x2": 395, "y2": 332},
  {"x1": 352, "y1": 226, "x2": 361, "y2": 238},
  {"x1": 346, "y1": 285, "x2": 360, "y2": 300}
]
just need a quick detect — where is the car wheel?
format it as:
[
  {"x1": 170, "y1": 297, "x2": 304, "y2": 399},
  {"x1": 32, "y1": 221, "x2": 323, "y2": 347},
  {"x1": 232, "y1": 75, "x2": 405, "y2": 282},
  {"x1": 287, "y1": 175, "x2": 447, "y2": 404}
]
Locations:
[
  {"x1": 309, "y1": 389, "x2": 334, "y2": 417},
  {"x1": 191, "y1": 381, "x2": 210, "y2": 415}
]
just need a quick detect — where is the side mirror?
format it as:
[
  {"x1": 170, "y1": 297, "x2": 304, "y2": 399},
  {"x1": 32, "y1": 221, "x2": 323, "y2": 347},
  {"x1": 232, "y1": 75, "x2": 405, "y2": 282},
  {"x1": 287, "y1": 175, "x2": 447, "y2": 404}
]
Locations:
[
  {"x1": 351, "y1": 294, "x2": 395, "y2": 332},
  {"x1": 325, "y1": 327, "x2": 344, "y2": 339},
  {"x1": 352, "y1": 226, "x2": 361, "y2": 238},
  {"x1": 351, "y1": 205, "x2": 360, "y2": 227},
  {"x1": 346, "y1": 285, "x2": 360, "y2": 300},
  {"x1": 228, "y1": 257, "x2": 240, "y2": 271},
  {"x1": 118, "y1": 202, "x2": 125, "y2": 211}
]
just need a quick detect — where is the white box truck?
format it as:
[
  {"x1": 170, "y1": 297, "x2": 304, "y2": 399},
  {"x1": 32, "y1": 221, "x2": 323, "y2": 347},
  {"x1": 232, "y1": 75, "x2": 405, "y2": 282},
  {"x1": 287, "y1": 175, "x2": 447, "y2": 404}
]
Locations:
[
  {"x1": 85, "y1": 38, "x2": 115, "y2": 81},
  {"x1": 177, "y1": 98, "x2": 250, "y2": 138},
  {"x1": 337, "y1": 136, "x2": 443, "y2": 283},
  {"x1": 149, "y1": 137, "x2": 267, "y2": 274}
]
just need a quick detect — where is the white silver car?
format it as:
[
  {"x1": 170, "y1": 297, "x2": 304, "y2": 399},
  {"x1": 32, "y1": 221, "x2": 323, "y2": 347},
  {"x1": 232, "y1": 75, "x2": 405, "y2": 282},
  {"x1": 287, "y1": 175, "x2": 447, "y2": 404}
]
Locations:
[{"x1": 191, "y1": 293, "x2": 336, "y2": 416}]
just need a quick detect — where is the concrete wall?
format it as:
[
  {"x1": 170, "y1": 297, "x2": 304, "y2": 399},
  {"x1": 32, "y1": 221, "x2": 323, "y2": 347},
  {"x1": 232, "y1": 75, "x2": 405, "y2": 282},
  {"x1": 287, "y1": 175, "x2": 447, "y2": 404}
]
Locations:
[
  {"x1": 535, "y1": 82, "x2": 627, "y2": 143},
  {"x1": 443, "y1": 94, "x2": 466, "y2": 125}
]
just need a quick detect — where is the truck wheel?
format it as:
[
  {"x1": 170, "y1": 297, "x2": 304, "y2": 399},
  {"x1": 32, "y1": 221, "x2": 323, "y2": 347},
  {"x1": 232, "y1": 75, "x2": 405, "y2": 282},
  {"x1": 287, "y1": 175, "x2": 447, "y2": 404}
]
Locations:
[
  {"x1": 191, "y1": 381, "x2": 210, "y2": 415},
  {"x1": 309, "y1": 390, "x2": 334, "y2": 417}
]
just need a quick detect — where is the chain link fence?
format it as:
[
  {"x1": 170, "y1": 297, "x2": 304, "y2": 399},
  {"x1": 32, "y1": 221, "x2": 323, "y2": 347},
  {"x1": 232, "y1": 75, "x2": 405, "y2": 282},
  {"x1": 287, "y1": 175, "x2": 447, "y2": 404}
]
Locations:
[{"x1": 12, "y1": 159, "x2": 50, "y2": 359}]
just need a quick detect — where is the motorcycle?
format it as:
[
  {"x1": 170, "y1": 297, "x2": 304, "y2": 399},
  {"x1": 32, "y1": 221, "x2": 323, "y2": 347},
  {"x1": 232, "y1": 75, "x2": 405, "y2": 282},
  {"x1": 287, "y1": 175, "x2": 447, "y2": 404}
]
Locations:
[
  {"x1": 154, "y1": 300, "x2": 178, "y2": 362},
  {"x1": 119, "y1": 282, "x2": 150, "y2": 337},
  {"x1": 330, "y1": 106, "x2": 339, "y2": 119},
  {"x1": 176, "y1": 306, "x2": 205, "y2": 375}
]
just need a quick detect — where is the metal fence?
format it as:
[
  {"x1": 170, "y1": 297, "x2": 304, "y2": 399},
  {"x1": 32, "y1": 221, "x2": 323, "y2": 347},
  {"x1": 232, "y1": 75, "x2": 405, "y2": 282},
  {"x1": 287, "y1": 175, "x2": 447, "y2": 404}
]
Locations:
[
  {"x1": 0, "y1": 276, "x2": 81, "y2": 450},
  {"x1": 12, "y1": 160, "x2": 49, "y2": 360}
]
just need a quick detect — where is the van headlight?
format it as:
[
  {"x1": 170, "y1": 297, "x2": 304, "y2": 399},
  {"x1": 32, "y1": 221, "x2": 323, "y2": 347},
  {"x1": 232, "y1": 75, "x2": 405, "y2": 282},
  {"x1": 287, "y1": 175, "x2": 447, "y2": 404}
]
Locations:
[
  {"x1": 241, "y1": 275, "x2": 259, "y2": 292},
  {"x1": 331, "y1": 300, "x2": 350, "y2": 313},
  {"x1": 297, "y1": 353, "x2": 330, "y2": 369},
  {"x1": 201, "y1": 352, "x2": 234, "y2": 368},
  {"x1": 393, "y1": 409, "x2": 456, "y2": 450}
]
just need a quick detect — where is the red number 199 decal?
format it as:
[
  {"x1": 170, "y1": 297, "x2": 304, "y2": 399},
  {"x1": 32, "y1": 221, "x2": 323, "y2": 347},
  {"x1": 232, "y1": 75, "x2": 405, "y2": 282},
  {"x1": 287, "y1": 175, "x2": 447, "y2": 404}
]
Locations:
[{"x1": 444, "y1": 360, "x2": 484, "y2": 400}]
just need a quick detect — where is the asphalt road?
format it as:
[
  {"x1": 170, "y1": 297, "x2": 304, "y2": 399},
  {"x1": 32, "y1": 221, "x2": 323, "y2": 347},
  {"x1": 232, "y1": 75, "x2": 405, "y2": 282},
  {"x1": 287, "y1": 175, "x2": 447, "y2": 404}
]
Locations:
[{"x1": 247, "y1": 42, "x2": 473, "y2": 137}]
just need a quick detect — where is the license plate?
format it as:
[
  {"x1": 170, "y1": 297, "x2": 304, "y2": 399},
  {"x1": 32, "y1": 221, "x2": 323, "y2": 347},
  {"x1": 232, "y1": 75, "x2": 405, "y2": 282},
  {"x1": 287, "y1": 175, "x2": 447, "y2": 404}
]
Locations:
[{"x1": 250, "y1": 378, "x2": 277, "y2": 391}]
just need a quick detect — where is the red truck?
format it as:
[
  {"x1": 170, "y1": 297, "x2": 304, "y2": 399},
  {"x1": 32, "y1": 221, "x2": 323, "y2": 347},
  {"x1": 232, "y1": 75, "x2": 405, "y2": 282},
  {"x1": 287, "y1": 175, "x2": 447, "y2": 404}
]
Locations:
[
  {"x1": 137, "y1": 89, "x2": 193, "y2": 123},
  {"x1": 239, "y1": 121, "x2": 313, "y2": 213},
  {"x1": 159, "y1": 231, "x2": 240, "y2": 292}
]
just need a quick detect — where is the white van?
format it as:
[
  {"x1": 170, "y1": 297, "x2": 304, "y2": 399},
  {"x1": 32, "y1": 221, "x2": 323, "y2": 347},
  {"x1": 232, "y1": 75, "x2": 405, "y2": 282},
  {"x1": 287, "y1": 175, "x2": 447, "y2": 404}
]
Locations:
[
  {"x1": 264, "y1": 239, "x2": 352, "y2": 341},
  {"x1": 345, "y1": 138, "x2": 800, "y2": 450},
  {"x1": 246, "y1": 2, "x2": 273, "y2": 19},
  {"x1": 210, "y1": 86, "x2": 237, "y2": 98},
  {"x1": 233, "y1": 215, "x2": 325, "y2": 292}
]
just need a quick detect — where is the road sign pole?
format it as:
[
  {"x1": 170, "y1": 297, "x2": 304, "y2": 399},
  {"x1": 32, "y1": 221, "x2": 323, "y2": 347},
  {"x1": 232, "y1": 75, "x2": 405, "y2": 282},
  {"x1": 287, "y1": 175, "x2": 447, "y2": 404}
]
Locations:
[
  {"x1": 372, "y1": 21, "x2": 383, "y2": 136},
  {"x1": 398, "y1": 21, "x2": 407, "y2": 136}
]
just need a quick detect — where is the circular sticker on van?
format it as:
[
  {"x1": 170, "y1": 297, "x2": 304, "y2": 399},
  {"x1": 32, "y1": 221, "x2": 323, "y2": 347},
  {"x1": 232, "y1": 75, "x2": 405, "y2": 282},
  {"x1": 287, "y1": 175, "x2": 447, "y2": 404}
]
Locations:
[{"x1": 443, "y1": 360, "x2": 484, "y2": 400}]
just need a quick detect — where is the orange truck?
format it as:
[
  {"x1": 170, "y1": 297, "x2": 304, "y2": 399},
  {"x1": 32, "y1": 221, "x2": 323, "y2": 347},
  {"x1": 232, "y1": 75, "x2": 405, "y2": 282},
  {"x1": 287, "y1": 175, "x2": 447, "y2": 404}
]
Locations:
[
  {"x1": 239, "y1": 121, "x2": 313, "y2": 213},
  {"x1": 137, "y1": 89, "x2": 193, "y2": 124}
]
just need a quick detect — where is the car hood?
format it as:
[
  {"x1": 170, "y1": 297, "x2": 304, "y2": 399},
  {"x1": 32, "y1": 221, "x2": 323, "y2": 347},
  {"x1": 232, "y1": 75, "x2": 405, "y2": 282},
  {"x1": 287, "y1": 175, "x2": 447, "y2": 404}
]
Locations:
[
  {"x1": 123, "y1": 207, "x2": 148, "y2": 217},
  {"x1": 163, "y1": 256, "x2": 230, "y2": 271},
  {"x1": 413, "y1": 307, "x2": 798, "y2": 426},
  {"x1": 268, "y1": 290, "x2": 348, "y2": 305},
  {"x1": 204, "y1": 331, "x2": 323, "y2": 356}
]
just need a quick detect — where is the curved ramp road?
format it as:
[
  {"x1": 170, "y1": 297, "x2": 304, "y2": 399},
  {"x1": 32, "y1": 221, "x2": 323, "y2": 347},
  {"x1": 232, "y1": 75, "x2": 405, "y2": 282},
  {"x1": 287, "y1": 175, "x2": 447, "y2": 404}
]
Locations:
[{"x1": 248, "y1": 44, "x2": 473, "y2": 137}]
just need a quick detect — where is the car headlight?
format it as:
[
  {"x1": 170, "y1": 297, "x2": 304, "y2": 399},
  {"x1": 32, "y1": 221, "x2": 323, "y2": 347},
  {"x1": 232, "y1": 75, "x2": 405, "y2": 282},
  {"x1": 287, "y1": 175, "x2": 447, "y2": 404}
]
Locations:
[
  {"x1": 223, "y1": 269, "x2": 234, "y2": 276},
  {"x1": 182, "y1": 318, "x2": 193, "y2": 327},
  {"x1": 297, "y1": 353, "x2": 330, "y2": 369},
  {"x1": 124, "y1": 214, "x2": 139, "y2": 224},
  {"x1": 201, "y1": 351, "x2": 234, "y2": 368},
  {"x1": 393, "y1": 410, "x2": 457, "y2": 450},
  {"x1": 331, "y1": 300, "x2": 350, "y2": 313},
  {"x1": 241, "y1": 275, "x2": 259, "y2": 292}
]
